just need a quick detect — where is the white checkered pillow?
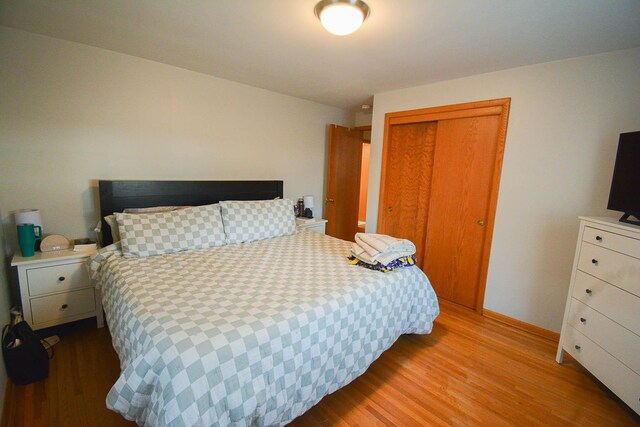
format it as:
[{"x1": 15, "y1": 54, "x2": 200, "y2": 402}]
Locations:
[
  {"x1": 220, "y1": 199, "x2": 295, "y2": 244},
  {"x1": 115, "y1": 204, "x2": 226, "y2": 258}
]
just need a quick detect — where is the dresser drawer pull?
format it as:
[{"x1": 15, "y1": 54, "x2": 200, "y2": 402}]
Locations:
[
  {"x1": 585, "y1": 289, "x2": 592, "y2": 294},
  {"x1": 595, "y1": 235, "x2": 602, "y2": 242},
  {"x1": 574, "y1": 345, "x2": 581, "y2": 351},
  {"x1": 58, "y1": 276, "x2": 65, "y2": 282},
  {"x1": 591, "y1": 259, "x2": 598, "y2": 265},
  {"x1": 579, "y1": 317, "x2": 586, "y2": 324},
  {"x1": 60, "y1": 304, "x2": 68, "y2": 311}
]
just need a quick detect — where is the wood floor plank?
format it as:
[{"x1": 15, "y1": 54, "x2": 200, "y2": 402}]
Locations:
[{"x1": 3, "y1": 301, "x2": 638, "y2": 426}]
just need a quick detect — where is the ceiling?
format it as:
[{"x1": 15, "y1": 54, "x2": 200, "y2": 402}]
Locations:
[{"x1": 1, "y1": 0, "x2": 639, "y2": 110}]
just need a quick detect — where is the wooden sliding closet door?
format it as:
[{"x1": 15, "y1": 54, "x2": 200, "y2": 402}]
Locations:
[
  {"x1": 423, "y1": 115, "x2": 502, "y2": 309},
  {"x1": 378, "y1": 99, "x2": 510, "y2": 312},
  {"x1": 378, "y1": 122, "x2": 437, "y2": 265}
]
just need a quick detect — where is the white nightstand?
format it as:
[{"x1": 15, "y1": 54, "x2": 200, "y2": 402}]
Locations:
[
  {"x1": 11, "y1": 249, "x2": 104, "y2": 331},
  {"x1": 296, "y1": 218, "x2": 328, "y2": 234}
]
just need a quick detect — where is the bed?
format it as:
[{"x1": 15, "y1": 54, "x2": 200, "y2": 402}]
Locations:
[{"x1": 92, "y1": 180, "x2": 439, "y2": 426}]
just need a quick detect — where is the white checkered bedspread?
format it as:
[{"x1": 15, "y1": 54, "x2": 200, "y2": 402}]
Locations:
[{"x1": 90, "y1": 230, "x2": 439, "y2": 426}]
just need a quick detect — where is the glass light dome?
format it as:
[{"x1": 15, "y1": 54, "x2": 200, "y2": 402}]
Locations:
[{"x1": 315, "y1": 0, "x2": 370, "y2": 36}]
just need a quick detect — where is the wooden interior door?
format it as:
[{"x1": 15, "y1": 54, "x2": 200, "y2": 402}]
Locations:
[
  {"x1": 377, "y1": 122, "x2": 438, "y2": 265},
  {"x1": 358, "y1": 142, "x2": 371, "y2": 224},
  {"x1": 326, "y1": 125, "x2": 363, "y2": 241},
  {"x1": 377, "y1": 99, "x2": 510, "y2": 312},
  {"x1": 423, "y1": 115, "x2": 501, "y2": 309}
]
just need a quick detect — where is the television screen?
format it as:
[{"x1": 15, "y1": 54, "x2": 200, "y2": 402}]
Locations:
[{"x1": 607, "y1": 131, "x2": 640, "y2": 223}]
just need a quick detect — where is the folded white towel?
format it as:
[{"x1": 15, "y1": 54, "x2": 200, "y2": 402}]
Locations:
[{"x1": 351, "y1": 233, "x2": 416, "y2": 265}]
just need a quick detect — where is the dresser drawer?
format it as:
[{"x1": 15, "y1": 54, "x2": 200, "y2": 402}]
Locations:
[
  {"x1": 27, "y1": 261, "x2": 90, "y2": 297},
  {"x1": 578, "y1": 242, "x2": 640, "y2": 296},
  {"x1": 583, "y1": 226, "x2": 640, "y2": 259},
  {"x1": 568, "y1": 298, "x2": 640, "y2": 375},
  {"x1": 30, "y1": 288, "x2": 95, "y2": 325},
  {"x1": 572, "y1": 271, "x2": 640, "y2": 336},
  {"x1": 565, "y1": 326, "x2": 640, "y2": 415}
]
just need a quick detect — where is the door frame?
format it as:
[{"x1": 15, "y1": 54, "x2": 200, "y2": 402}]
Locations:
[{"x1": 377, "y1": 98, "x2": 511, "y2": 313}]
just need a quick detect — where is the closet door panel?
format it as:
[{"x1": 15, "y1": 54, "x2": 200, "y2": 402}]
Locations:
[
  {"x1": 379, "y1": 122, "x2": 437, "y2": 265},
  {"x1": 424, "y1": 115, "x2": 501, "y2": 308},
  {"x1": 378, "y1": 98, "x2": 510, "y2": 311}
]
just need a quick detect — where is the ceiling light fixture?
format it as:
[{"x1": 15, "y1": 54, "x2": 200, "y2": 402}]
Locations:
[{"x1": 314, "y1": 0, "x2": 370, "y2": 36}]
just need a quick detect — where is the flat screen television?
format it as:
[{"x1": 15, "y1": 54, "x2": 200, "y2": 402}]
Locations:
[{"x1": 607, "y1": 131, "x2": 640, "y2": 226}]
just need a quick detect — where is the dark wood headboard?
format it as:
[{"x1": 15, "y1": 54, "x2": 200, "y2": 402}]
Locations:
[{"x1": 98, "y1": 180, "x2": 284, "y2": 245}]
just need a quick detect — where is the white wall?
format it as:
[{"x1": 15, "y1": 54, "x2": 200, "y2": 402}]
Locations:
[
  {"x1": 0, "y1": 26, "x2": 350, "y2": 402},
  {"x1": 367, "y1": 48, "x2": 640, "y2": 332},
  {"x1": 0, "y1": 27, "x2": 351, "y2": 252},
  {"x1": 354, "y1": 111, "x2": 372, "y2": 127}
]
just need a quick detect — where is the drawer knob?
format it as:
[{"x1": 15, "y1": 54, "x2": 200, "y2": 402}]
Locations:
[
  {"x1": 595, "y1": 235, "x2": 602, "y2": 242},
  {"x1": 585, "y1": 289, "x2": 592, "y2": 294},
  {"x1": 574, "y1": 345, "x2": 581, "y2": 351},
  {"x1": 579, "y1": 317, "x2": 586, "y2": 324},
  {"x1": 591, "y1": 259, "x2": 598, "y2": 265},
  {"x1": 58, "y1": 276, "x2": 65, "y2": 282},
  {"x1": 60, "y1": 304, "x2": 68, "y2": 311}
]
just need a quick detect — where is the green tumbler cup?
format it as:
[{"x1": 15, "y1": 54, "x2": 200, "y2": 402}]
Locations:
[{"x1": 17, "y1": 223, "x2": 42, "y2": 257}]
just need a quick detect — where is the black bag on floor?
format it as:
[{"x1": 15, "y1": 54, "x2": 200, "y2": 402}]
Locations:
[{"x1": 2, "y1": 321, "x2": 49, "y2": 385}]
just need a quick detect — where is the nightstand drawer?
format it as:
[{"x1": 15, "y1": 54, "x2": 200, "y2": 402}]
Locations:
[
  {"x1": 27, "y1": 261, "x2": 90, "y2": 297},
  {"x1": 577, "y1": 242, "x2": 640, "y2": 296},
  {"x1": 296, "y1": 218, "x2": 327, "y2": 234},
  {"x1": 30, "y1": 288, "x2": 95, "y2": 325},
  {"x1": 304, "y1": 224, "x2": 326, "y2": 234}
]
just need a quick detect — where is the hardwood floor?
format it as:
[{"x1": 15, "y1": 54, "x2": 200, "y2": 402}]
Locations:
[{"x1": 3, "y1": 301, "x2": 638, "y2": 426}]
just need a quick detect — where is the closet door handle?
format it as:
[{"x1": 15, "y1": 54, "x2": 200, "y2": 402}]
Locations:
[
  {"x1": 326, "y1": 198, "x2": 335, "y2": 203},
  {"x1": 388, "y1": 206, "x2": 393, "y2": 212},
  {"x1": 477, "y1": 220, "x2": 485, "y2": 227}
]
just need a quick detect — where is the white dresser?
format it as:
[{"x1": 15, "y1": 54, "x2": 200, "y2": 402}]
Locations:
[{"x1": 556, "y1": 216, "x2": 640, "y2": 415}]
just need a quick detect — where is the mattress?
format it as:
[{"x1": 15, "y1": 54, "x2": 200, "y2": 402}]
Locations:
[{"x1": 89, "y1": 230, "x2": 439, "y2": 426}]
